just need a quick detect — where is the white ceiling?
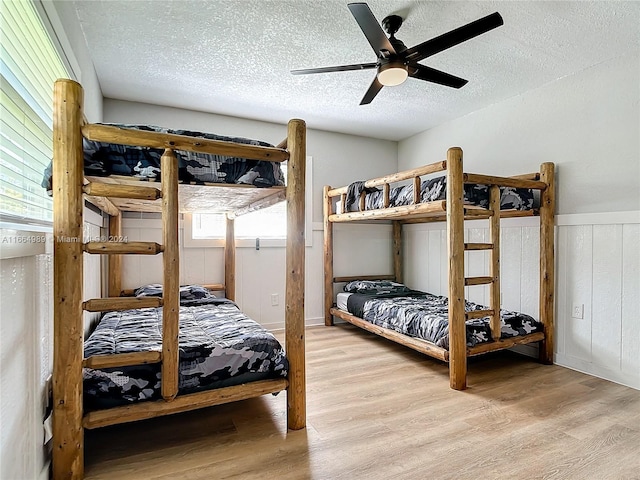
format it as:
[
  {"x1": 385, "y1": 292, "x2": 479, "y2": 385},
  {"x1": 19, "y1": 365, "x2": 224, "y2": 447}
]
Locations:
[{"x1": 72, "y1": 1, "x2": 640, "y2": 141}]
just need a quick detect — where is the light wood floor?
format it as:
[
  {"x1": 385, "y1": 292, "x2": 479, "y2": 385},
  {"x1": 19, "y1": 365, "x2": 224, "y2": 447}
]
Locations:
[{"x1": 85, "y1": 325, "x2": 640, "y2": 480}]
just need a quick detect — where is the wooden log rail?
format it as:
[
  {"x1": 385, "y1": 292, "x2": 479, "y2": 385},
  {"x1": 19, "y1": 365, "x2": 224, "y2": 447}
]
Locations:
[
  {"x1": 119, "y1": 283, "x2": 226, "y2": 297},
  {"x1": 83, "y1": 182, "x2": 161, "y2": 200},
  {"x1": 464, "y1": 173, "x2": 547, "y2": 190},
  {"x1": 83, "y1": 351, "x2": 161, "y2": 369},
  {"x1": 83, "y1": 241, "x2": 163, "y2": 255},
  {"x1": 83, "y1": 297, "x2": 162, "y2": 312},
  {"x1": 82, "y1": 124, "x2": 289, "y2": 163},
  {"x1": 325, "y1": 161, "x2": 546, "y2": 219},
  {"x1": 327, "y1": 160, "x2": 447, "y2": 197},
  {"x1": 333, "y1": 274, "x2": 396, "y2": 283}
]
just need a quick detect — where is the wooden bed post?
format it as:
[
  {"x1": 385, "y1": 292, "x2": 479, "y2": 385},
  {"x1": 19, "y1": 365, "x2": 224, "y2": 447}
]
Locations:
[
  {"x1": 488, "y1": 185, "x2": 501, "y2": 340},
  {"x1": 393, "y1": 221, "x2": 403, "y2": 283},
  {"x1": 225, "y1": 215, "x2": 236, "y2": 301},
  {"x1": 161, "y1": 148, "x2": 179, "y2": 400},
  {"x1": 52, "y1": 78, "x2": 85, "y2": 480},
  {"x1": 323, "y1": 185, "x2": 334, "y2": 326},
  {"x1": 108, "y1": 213, "x2": 122, "y2": 297},
  {"x1": 539, "y1": 162, "x2": 555, "y2": 364},
  {"x1": 285, "y1": 119, "x2": 306, "y2": 430},
  {"x1": 446, "y1": 147, "x2": 467, "y2": 390}
]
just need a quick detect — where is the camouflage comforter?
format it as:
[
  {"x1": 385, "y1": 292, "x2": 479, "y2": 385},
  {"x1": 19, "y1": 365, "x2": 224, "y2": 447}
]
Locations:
[
  {"x1": 83, "y1": 297, "x2": 287, "y2": 410},
  {"x1": 344, "y1": 176, "x2": 534, "y2": 212},
  {"x1": 346, "y1": 292, "x2": 541, "y2": 350},
  {"x1": 42, "y1": 124, "x2": 285, "y2": 194}
]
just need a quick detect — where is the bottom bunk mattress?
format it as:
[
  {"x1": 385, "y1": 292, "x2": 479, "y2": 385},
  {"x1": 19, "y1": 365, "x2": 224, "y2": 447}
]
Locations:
[
  {"x1": 83, "y1": 297, "x2": 288, "y2": 410},
  {"x1": 337, "y1": 284, "x2": 541, "y2": 350}
]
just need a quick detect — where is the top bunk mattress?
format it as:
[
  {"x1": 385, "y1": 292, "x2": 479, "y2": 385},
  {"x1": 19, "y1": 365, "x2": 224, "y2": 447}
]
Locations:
[
  {"x1": 343, "y1": 176, "x2": 534, "y2": 212},
  {"x1": 42, "y1": 124, "x2": 285, "y2": 194},
  {"x1": 83, "y1": 295, "x2": 288, "y2": 410}
]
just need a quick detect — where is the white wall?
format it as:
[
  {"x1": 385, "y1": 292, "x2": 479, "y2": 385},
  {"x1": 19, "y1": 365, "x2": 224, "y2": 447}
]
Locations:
[
  {"x1": 398, "y1": 52, "x2": 640, "y2": 389},
  {"x1": 398, "y1": 52, "x2": 640, "y2": 215},
  {"x1": 0, "y1": 214, "x2": 103, "y2": 480},
  {"x1": 103, "y1": 99, "x2": 397, "y2": 328},
  {"x1": 0, "y1": 2, "x2": 104, "y2": 479}
]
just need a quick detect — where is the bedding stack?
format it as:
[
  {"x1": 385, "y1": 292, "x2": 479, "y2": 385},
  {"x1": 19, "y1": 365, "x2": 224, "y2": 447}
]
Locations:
[
  {"x1": 42, "y1": 124, "x2": 285, "y2": 194},
  {"x1": 343, "y1": 177, "x2": 534, "y2": 212}
]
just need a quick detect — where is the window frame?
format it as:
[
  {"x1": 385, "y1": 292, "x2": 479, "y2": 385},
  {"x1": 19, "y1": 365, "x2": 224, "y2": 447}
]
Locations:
[{"x1": 0, "y1": 0, "x2": 79, "y2": 233}]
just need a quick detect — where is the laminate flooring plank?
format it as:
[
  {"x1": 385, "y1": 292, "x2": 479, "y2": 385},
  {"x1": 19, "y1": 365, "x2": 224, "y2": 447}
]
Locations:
[{"x1": 84, "y1": 324, "x2": 640, "y2": 480}]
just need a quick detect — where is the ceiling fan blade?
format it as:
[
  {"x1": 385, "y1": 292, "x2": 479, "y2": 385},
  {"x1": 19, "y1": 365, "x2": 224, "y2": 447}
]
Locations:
[
  {"x1": 291, "y1": 63, "x2": 377, "y2": 75},
  {"x1": 408, "y1": 65, "x2": 468, "y2": 89},
  {"x1": 405, "y1": 12, "x2": 503, "y2": 63},
  {"x1": 348, "y1": 3, "x2": 396, "y2": 57},
  {"x1": 360, "y1": 76, "x2": 383, "y2": 105}
]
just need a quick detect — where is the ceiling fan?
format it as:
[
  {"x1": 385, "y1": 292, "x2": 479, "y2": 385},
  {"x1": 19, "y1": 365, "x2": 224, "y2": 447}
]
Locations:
[{"x1": 291, "y1": 2, "x2": 504, "y2": 105}]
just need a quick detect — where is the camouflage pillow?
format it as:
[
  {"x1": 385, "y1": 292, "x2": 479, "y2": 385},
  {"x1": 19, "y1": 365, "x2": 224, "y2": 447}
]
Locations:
[
  {"x1": 343, "y1": 280, "x2": 411, "y2": 296},
  {"x1": 134, "y1": 284, "x2": 213, "y2": 300}
]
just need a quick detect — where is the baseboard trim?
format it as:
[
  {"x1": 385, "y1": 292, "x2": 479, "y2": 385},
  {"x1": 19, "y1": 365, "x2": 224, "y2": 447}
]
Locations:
[{"x1": 555, "y1": 353, "x2": 640, "y2": 391}]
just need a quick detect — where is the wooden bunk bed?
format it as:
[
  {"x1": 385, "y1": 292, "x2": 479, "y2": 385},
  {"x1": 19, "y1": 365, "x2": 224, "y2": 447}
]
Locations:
[
  {"x1": 52, "y1": 79, "x2": 306, "y2": 479},
  {"x1": 323, "y1": 147, "x2": 555, "y2": 391}
]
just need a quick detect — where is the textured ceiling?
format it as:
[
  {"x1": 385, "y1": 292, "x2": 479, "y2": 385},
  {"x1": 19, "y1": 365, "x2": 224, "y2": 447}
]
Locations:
[{"x1": 72, "y1": 1, "x2": 640, "y2": 141}]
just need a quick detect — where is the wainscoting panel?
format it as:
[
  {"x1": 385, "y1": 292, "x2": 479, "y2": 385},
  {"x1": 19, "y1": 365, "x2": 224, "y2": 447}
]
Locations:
[{"x1": 404, "y1": 212, "x2": 640, "y2": 389}]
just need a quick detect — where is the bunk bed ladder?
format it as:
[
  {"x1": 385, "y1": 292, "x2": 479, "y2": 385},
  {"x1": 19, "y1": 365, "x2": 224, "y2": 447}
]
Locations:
[
  {"x1": 450, "y1": 149, "x2": 503, "y2": 389},
  {"x1": 78, "y1": 148, "x2": 181, "y2": 401},
  {"x1": 463, "y1": 185, "x2": 501, "y2": 341}
]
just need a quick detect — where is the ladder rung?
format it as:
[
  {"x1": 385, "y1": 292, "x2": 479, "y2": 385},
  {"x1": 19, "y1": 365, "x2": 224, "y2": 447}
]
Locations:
[
  {"x1": 83, "y1": 242, "x2": 163, "y2": 255},
  {"x1": 83, "y1": 182, "x2": 161, "y2": 200},
  {"x1": 464, "y1": 243, "x2": 494, "y2": 251},
  {"x1": 83, "y1": 351, "x2": 162, "y2": 369},
  {"x1": 464, "y1": 208, "x2": 493, "y2": 217},
  {"x1": 465, "y1": 276, "x2": 495, "y2": 286},
  {"x1": 466, "y1": 309, "x2": 495, "y2": 319},
  {"x1": 83, "y1": 297, "x2": 162, "y2": 312}
]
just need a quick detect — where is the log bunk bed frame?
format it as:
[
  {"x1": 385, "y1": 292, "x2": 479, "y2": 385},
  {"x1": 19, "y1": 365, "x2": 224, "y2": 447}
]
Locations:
[
  {"x1": 52, "y1": 79, "x2": 306, "y2": 479},
  {"x1": 323, "y1": 147, "x2": 555, "y2": 391}
]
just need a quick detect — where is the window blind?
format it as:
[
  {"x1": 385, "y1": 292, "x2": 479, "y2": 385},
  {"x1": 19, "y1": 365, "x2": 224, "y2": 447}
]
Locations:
[
  {"x1": 1, "y1": 0, "x2": 68, "y2": 223},
  {"x1": 193, "y1": 201, "x2": 287, "y2": 240}
]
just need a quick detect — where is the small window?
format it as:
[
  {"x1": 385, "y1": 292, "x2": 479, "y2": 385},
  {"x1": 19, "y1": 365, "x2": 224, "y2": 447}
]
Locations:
[
  {"x1": 187, "y1": 157, "x2": 312, "y2": 248},
  {"x1": 193, "y1": 202, "x2": 287, "y2": 240}
]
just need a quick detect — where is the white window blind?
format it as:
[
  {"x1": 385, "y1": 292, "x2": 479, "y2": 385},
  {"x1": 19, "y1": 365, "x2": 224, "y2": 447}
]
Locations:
[
  {"x1": 193, "y1": 202, "x2": 287, "y2": 239},
  {"x1": 1, "y1": 0, "x2": 68, "y2": 223}
]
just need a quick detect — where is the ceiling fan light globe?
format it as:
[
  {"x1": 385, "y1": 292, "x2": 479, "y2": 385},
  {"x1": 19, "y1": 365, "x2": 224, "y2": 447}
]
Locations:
[{"x1": 377, "y1": 64, "x2": 408, "y2": 86}]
